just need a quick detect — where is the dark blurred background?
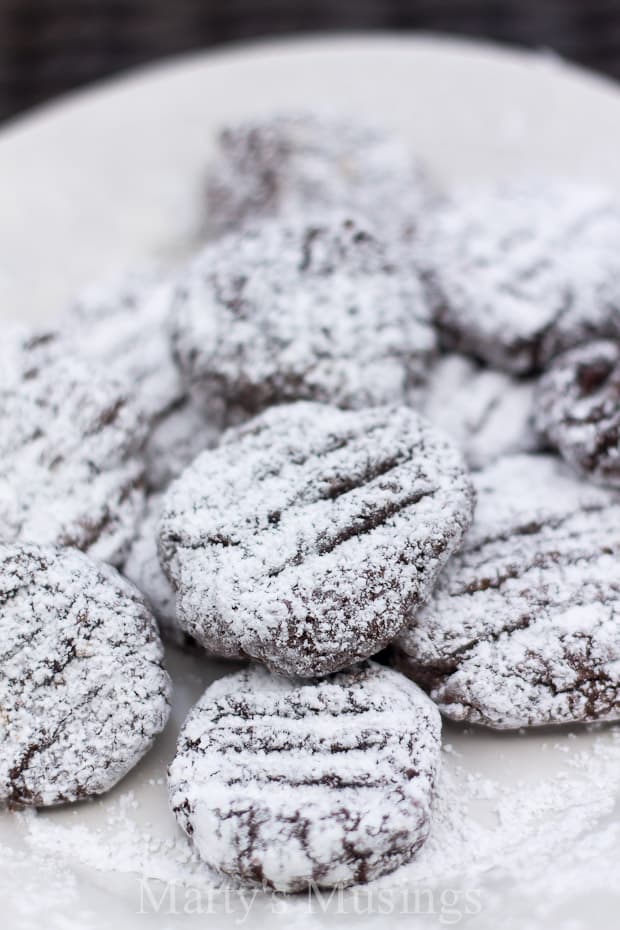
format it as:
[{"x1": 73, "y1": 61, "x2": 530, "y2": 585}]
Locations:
[{"x1": 2, "y1": 0, "x2": 620, "y2": 121}]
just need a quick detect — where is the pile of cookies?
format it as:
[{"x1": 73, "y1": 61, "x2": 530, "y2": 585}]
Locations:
[{"x1": 2, "y1": 111, "x2": 620, "y2": 893}]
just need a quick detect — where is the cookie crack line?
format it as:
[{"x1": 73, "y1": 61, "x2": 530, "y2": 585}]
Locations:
[
  {"x1": 160, "y1": 402, "x2": 474, "y2": 677},
  {"x1": 168, "y1": 662, "x2": 441, "y2": 891},
  {"x1": 393, "y1": 454, "x2": 620, "y2": 727},
  {"x1": 264, "y1": 484, "x2": 440, "y2": 578},
  {"x1": 0, "y1": 543, "x2": 171, "y2": 808}
]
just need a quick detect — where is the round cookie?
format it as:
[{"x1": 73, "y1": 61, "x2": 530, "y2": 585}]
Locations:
[
  {"x1": 420, "y1": 182, "x2": 620, "y2": 373},
  {"x1": 123, "y1": 496, "x2": 242, "y2": 657},
  {"x1": 420, "y1": 354, "x2": 540, "y2": 469},
  {"x1": 159, "y1": 402, "x2": 475, "y2": 677},
  {"x1": 171, "y1": 214, "x2": 437, "y2": 419},
  {"x1": 535, "y1": 340, "x2": 620, "y2": 487},
  {"x1": 168, "y1": 661, "x2": 441, "y2": 891},
  {"x1": 0, "y1": 543, "x2": 171, "y2": 808},
  {"x1": 0, "y1": 338, "x2": 146, "y2": 566},
  {"x1": 64, "y1": 271, "x2": 220, "y2": 491},
  {"x1": 393, "y1": 454, "x2": 620, "y2": 729},
  {"x1": 205, "y1": 111, "x2": 437, "y2": 239},
  {"x1": 64, "y1": 270, "x2": 185, "y2": 424}
]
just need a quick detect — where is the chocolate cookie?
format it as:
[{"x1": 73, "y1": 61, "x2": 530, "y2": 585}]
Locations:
[
  {"x1": 393, "y1": 454, "x2": 620, "y2": 728},
  {"x1": 171, "y1": 214, "x2": 436, "y2": 419},
  {"x1": 535, "y1": 340, "x2": 620, "y2": 487},
  {"x1": 0, "y1": 324, "x2": 61, "y2": 388},
  {"x1": 421, "y1": 182, "x2": 620, "y2": 373},
  {"x1": 64, "y1": 271, "x2": 220, "y2": 490},
  {"x1": 65, "y1": 270, "x2": 185, "y2": 424},
  {"x1": 205, "y1": 112, "x2": 437, "y2": 239},
  {"x1": 143, "y1": 396, "x2": 220, "y2": 492},
  {"x1": 123, "y1": 496, "x2": 241, "y2": 655},
  {"x1": 123, "y1": 494, "x2": 179, "y2": 645},
  {"x1": 159, "y1": 402, "x2": 474, "y2": 677},
  {"x1": 420, "y1": 354, "x2": 539, "y2": 469},
  {"x1": 0, "y1": 338, "x2": 146, "y2": 565},
  {"x1": 168, "y1": 661, "x2": 441, "y2": 890},
  {"x1": 0, "y1": 543, "x2": 171, "y2": 808}
]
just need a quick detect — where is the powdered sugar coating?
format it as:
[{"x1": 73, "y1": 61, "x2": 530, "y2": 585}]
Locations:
[
  {"x1": 171, "y1": 214, "x2": 437, "y2": 418},
  {"x1": 123, "y1": 496, "x2": 238, "y2": 655},
  {"x1": 420, "y1": 354, "x2": 540, "y2": 469},
  {"x1": 123, "y1": 494, "x2": 179, "y2": 644},
  {"x1": 0, "y1": 340, "x2": 146, "y2": 566},
  {"x1": 0, "y1": 324, "x2": 66, "y2": 390},
  {"x1": 65, "y1": 272, "x2": 220, "y2": 491},
  {"x1": 421, "y1": 182, "x2": 620, "y2": 373},
  {"x1": 393, "y1": 454, "x2": 620, "y2": 728},
  {"x1": 159, "y1": 402, "x2": 474, "y2": 677},
  {"x1": 64, "y1": 270, "x2": 185, "y2": 424},
  {"x1": 143, "y1": 396, "x2": 220, "y2": 492},
  {"x1": 0, "y1": 543, "x2": 171, "y2": 808},
  {"x1": 205, "y1": 112, "x2": 438, "y2": 239},
  {"x1": 168, "y1": 661, "x2": 441, "y2": 891},
  {"x1": 535, "y1": 340, "x2": 620, "y2": 487}
]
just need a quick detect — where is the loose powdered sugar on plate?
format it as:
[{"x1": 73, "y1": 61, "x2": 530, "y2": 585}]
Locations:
[
  {"x1": 4, "y1": 34, "x2": 620, "y2": 930},
  {"x1": 6, "y1": 647, "x2": 620, "y2": 930}
]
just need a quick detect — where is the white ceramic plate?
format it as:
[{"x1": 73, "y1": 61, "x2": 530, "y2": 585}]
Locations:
[{"x1": 1, "y1": 34, "x2": 620, "y2": 930}]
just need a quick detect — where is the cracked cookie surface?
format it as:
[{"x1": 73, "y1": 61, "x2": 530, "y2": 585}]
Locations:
[
  {"x1": 205, "y1": 112, "x2": 437, "y2": 239},
  {"x1": 393, "y1": 454, "x2": 620, "y2": 728},
  {"x1": 168, "y1": 661, "x2": 441, "y2": 891},
  {"x1": 0, "y1": 543, "x2": 171, "y2": 808},
  {"x1": 0, "y1": 336, "x2": 146, "y2": 565},
  {"x1": 421, "y1": 183, "x2": 620, "y2": 373},
  {"x1": 159, "y1": 402, "x2": 474, "y2": 677},
  {"x1": 535, "y1": 340, "x2": 620, "y2": 487}
]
